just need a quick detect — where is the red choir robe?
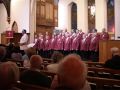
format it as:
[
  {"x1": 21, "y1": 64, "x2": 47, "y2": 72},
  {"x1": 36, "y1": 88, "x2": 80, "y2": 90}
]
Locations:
[
  {"x1": 89, "y1": 34, "x2": 100, "y2": 52},
  {"x1": 40, "y1": 38, "x2": 44, "y2": 50},
  {"x1": 78, "y1": 32, "x2": 84, "y2": 50},
  {"x1": 44, "y1": 39, "x2": 50, "y2": 51},
  {"x1": 71, "y1": 37, "x2": 79, "y2": 51},
  {"x1": 64, "y1": 37, "x2": 71, "y2": 51},
  {"x1": 55, "y1": 36, "x2": 64, "y2": 50},
  {"x1": 100, "y1": 32, "x2": 109, "y2": 40},
  {"x1": 33, "y1": 39, "x2": 40, "y2": 50},
  {"x1": 49, "y1": 37, "x2": 57, "y2": 50},
  {"x1": 80, "y1": 38, "x2": 87, "y2": 51}
]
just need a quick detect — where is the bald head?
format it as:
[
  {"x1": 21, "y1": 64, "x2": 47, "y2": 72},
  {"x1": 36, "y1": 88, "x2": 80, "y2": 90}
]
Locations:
[
  {"x1": 111, "y1": 47, "x2": 120, "y2": 56},
  {"x1": 57, "y1": 54, "x2": 87, "y2": 89},
  {"x1": 30, "y1": 55, "x2": 43, "y2": 69}
]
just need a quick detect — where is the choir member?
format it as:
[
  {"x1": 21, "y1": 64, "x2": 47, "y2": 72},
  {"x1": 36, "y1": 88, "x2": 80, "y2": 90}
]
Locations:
[
  {"x1": 89, "y1": 30, "x2": 100, "y2": 61},
  {"x1": 64, "y1": 32, "x2": 71, "y2": 55},
  {"x1": 44, "y1": 33, "x2": 50, "y2": 58},
  {"x1": 80, "y1": 34, "x2": 88, "y2": 60},
  {"x1": 71, "y1": 33, "x2": 79, "y2": 54},
  {"x1": 100, "y1": 28, "x2": 109, "y2": 40},
  {"x1": 55, "y1": 33, "x2": 64, "y2": 53},
  {"x1": 77, "y1": 29, "x2": 84, "y2": 56},
  {"x1": 49, "y1": 34, "x2": 57, "y2": 57},
  {"x1": 34, "y1": 34, "x2": 38, "y2": 44}
]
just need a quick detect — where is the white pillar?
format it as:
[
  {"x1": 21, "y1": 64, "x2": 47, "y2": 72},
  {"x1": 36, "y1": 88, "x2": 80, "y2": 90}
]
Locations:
[
  {"x1": 29, "y1": 0, "x2": 36, "y2": 43},
  {"x1": 67, "y1": 3, "x2": 72, "y2": 32},
  {"x1": 115, "y1": 0, "x2": 120, "y2": 40},
  {"x1": 95, "y1": 0, "x2": 107, "y2": 32},
  {"x1": 77, "y1": 0, "x2": 88, "y2": 33},
  {"x1": 58, "y1": 0, "x2": 68, "y2": 30}
]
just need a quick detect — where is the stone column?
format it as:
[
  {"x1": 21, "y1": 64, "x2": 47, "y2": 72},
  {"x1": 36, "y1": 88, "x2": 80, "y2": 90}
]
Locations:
[
  {"x1": 29, "y1": 0, "x2": 36, "y2": 43},
  {"x1": 77, "y1": 0, "x2": 88, "y2": 33}
]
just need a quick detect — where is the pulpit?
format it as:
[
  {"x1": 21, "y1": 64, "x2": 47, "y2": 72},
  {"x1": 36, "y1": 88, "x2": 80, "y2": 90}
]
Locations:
[
  {"x1": 1, "y1": 33, "x2": 30, "y2": 46},
  {"x1": 99, "y1": 40, "x2": 120, "y2": 63}
]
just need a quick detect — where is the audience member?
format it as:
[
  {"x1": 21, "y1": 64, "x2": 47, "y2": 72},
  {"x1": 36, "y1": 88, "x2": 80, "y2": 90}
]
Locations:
[
  {"x1": 11, "y1": 46, "x2": 22, "y2": 61},
  {"x1": 104, "y1": 47, "x2": 120, "y2": 69},
  {"x1": 47, "y1": 51, "x2": 64, "y2": 73},
  {"x1": 6, "y1": 42, "x2": 15, "y2": 59},
  {"x1": 0, "y1": 46, "x2": 7, "y2": 62},
  {"x1": 0, "y1": 61, "x2": 20, "y2": 90},
  {"x1": 51, "y1": 54, "x2": 91, "y2": 90},
  {"x1": 20, "y1": 55, "x2": 52, "y2": 88},
  {"x1": 22, "y1": 47, "x2": 36, "y2": 67}
]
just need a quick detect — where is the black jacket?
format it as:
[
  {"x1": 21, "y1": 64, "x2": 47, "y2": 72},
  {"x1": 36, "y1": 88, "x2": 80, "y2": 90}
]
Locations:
[{"x1": 104, "y1": 55, "x2": 120, "y2": 69}]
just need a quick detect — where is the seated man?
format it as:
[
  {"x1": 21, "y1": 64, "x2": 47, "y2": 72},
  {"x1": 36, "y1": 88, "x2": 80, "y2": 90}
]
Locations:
[
  {"x1": 0, "y1": 61, "x2": 20, "y2": 90},
  {"x1": 104, "y1": 47, "x2": 120, "y2": 69},
  {"x1": 51, "y1": 54, "x2": 91, "y2": 90},
  {"x1": 20, "y1": 55, "x2": 52, "y2": 88}
]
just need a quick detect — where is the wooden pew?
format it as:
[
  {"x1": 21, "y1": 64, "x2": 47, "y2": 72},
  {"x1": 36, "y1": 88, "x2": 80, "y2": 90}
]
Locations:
[
  {"x1": 87, "y1": 76, "x2": 120, "y2": 90},
  {"x1": 6, "y1": 58, "x2": 24, "y2": 67},
  {"x1": 85, "y1": 61, "x2": 104, "y2": 68},
  {"x1": 88, "y1": 67, "x2": 120, "y2": 79},
  {"x1": 16, "y1": 81, "x2": 53, "y2": 90},
  {"x1": 43, "y1": 58, "x2": 53, "y2": 63}
]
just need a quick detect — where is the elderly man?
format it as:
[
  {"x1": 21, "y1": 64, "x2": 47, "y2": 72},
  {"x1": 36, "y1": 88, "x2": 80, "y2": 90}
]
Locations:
[
  {"x1": 104, "y1": 47, "x2": 120, "y2": 69},
  {"x1": 51, "y1": 54, "x2": 91, "y2": 90},
  {"x1": 20, "y1": 55, "x2": 52, "y2": 88}
]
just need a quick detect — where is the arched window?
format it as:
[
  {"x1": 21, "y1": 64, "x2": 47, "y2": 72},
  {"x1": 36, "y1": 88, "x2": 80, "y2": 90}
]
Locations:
[
  {"x1": 107, "y1": 0, "x2": 115, "y2": 33},
  {"x1": 71, "y1": 3, "x2": 77, "y2": 32},
  {"x1": 11, "y1": 21, "x2": 18, "y2": 33},
  {"x1": 88, "y1": 0, "x2": 95, "y2": 32}
]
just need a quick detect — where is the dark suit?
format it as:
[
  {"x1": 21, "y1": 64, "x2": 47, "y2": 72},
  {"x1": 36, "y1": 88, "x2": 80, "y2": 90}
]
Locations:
[
  {"x1": 20, "y1": 70, "x2": 52, "y2": 88},
  {"x1": 104, "y1": 55, "x2": 120, "y2": 69}
]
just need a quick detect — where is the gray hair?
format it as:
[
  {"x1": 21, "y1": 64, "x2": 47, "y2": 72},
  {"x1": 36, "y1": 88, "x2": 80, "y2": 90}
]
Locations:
[
  {"x1": 57, "y1": 54, "x2": 87, "y2": 89},
  {"x1": 111, "y1": 47, "x2": 120, "y2": 56},
  {"x1": 0, "y1": 61, "x2": 19, "y2": 89}
]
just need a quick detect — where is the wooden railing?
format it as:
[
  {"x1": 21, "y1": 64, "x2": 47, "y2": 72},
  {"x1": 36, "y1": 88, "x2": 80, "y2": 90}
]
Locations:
[{"x1": 16, "y1": 81, "x2": 53, "y2": 90}]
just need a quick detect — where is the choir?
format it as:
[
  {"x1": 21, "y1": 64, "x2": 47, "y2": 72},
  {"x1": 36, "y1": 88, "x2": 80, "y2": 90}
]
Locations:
[{"x1": 34, "y1": 29, "x2": 109, "y2": 61}]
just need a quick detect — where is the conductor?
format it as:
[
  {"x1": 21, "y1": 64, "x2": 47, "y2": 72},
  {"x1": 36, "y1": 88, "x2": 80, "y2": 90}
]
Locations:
[{"x1": 19, "y1": 29, "x2": 28, "y2": 55}]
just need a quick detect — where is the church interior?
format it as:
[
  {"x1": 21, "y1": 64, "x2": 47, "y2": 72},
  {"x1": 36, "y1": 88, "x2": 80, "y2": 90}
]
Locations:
[{"x1": 0, "y1": 0, "x2": 120, "y2": 90}]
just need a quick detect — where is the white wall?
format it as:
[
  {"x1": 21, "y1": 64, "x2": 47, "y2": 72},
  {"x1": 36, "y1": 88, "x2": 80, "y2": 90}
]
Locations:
[
  {"x1": 58, "y1": 0, "x2": 88, "y2": 32},
  {"x1": 95, "y1": 0, "x2": 107, "y2": 32},
  {"x1": 11, "y1": 0, "x2": 30, "y2": 33},
  {"x1": 0, "y1": 4, "x2": 9, "y2": 43}
]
